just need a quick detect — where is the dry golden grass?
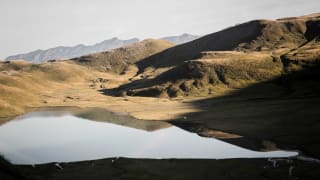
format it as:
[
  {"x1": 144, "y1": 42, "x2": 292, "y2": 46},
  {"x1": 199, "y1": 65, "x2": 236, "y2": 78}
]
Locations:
[
  {"x1": 0, "y1": 61, "x2": 96, "y2": 117},
  {"x1": 0, "y1": 60, "x2": 198, "y2": 121}
]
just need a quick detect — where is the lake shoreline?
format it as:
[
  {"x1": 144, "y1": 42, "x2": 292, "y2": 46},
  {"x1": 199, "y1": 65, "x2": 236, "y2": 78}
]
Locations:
[{"x1": 1, "y1": 93, "x2": 320, "y2": 157}]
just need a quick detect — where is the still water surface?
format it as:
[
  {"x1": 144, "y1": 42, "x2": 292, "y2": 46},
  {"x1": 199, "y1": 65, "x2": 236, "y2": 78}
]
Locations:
[{"x1": 0, "y1": 109, "x2": 298, "y2": 164}]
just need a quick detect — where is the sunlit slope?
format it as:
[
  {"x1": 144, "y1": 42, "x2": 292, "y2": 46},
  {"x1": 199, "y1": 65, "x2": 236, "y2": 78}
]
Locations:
[{"x1": 112, "y1": 13, "x2": 320, "y2": 98}]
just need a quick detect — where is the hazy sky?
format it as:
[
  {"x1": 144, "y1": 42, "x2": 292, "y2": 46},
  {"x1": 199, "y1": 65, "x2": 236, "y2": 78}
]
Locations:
[{"x1": 1, "y1": 0, "x2": 320, "y2": 59}]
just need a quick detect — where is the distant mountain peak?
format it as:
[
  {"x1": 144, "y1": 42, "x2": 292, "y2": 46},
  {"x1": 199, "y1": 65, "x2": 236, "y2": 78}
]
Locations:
[
  {"x1": 161, "y1": 34, "x2": 200, "y2": 45},
  {"x1": 5, "y1": 34, "x2": 200, "y2": 63},
  {"x1": 5, "y1": 38, "x2": 140, "y2": 63}
]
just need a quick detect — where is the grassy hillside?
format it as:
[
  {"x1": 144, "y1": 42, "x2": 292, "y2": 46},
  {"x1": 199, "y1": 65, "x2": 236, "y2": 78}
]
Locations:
[
  {"x1": 104, "y1": 13, "x2": 320, "y2": 98},
  {"x1": 72, "y1": 39, "x2": 175, "y2": 74},
  {"x1": 0, "y1": 60, "x2": 97, "y2": 118}
]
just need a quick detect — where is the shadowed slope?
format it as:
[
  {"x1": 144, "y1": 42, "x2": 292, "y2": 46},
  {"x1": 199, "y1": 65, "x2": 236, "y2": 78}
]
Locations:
[{"x1": 170, "y1": 61, "x2": 320, "y2": 158}]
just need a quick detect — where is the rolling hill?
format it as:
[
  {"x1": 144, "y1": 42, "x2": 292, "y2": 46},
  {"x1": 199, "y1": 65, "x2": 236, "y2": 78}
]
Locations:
[{"x1": 71, "y1": 39, "x2": 175, "y2": 74}]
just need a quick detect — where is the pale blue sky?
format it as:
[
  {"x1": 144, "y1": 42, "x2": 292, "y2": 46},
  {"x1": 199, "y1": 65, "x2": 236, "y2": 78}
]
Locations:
[{"x1": 1, "y1": 0, "x2": 320, "y2": 59}]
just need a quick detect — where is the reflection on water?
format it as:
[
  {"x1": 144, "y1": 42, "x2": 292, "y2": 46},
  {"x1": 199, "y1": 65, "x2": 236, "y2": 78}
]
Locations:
[
  {"x1": 0, "y1": 109, "x2": 298, "y2": 164},
  {"x1": 17, "y1": 107, "x2": 171, "y2": 131}
]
